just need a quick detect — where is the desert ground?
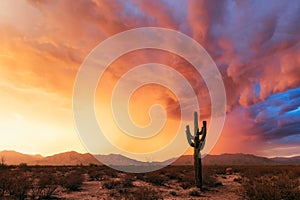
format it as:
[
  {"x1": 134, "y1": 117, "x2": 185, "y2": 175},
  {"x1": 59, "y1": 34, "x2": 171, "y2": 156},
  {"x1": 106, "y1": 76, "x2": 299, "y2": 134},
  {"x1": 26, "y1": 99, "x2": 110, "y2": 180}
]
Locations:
[{"x1": 0, "y1": 165, "x2": 299, "y2": 200}]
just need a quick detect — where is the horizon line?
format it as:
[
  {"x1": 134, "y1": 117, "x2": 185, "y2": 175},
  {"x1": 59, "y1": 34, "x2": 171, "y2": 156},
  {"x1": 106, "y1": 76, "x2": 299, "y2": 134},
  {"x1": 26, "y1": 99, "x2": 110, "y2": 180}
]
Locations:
[{"x1": 1, "y1": 149, "x2": 299, "y2": 159}]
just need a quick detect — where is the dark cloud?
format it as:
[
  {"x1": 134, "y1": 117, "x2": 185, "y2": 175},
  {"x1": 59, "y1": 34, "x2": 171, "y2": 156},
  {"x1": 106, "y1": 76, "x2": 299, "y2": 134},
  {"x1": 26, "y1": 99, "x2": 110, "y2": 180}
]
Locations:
[{"x1": 247, "y1": 87, "x2": 300, "y2": 143}]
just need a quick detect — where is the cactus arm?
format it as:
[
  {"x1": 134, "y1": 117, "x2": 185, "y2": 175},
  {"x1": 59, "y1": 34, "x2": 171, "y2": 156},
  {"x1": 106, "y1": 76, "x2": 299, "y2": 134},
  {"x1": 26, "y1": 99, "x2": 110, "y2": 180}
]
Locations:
[
  {"x1": 200, "y1": 121, "x2": 207, "y2": 150},
  {"x1": 200, "y1": 130, "x2": 206, "y2": 142},
  {"x1": 200, "y1": 121, "x2": 207, "y2": 142},
  {"x1": 186, "y1": 125, "x2": 194, "y2": 146},
  {"x1": 194, "y1": 112, "x2": 198, "y2": 135}
]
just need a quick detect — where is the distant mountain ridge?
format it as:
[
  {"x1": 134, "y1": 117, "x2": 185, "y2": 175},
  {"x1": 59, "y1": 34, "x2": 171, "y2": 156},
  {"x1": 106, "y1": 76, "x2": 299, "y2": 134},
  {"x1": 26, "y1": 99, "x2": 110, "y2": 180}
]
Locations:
[
  {"x1": 0, "y1": 150, "x2": 101, "y2": 166},
  {"x1": 0, "y1": 150, "x2": 43, "y2": 165},
  {"x1": 0, "y1": 150, "x2": 299, "y2": 166},
  {"x1": 171, "y1": 153, "x2": 278, "y2": 165},
  {"x1": 270, "y1": 156, "x2": 300, "y2": 165}
]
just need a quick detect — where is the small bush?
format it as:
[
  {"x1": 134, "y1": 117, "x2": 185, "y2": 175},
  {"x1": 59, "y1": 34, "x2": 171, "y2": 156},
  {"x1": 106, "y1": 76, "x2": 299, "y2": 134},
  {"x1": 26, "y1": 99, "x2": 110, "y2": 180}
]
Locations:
[
  {"x1": 136, "y1": 173, "x2": 145, "y2": 181},
  {"x1": 144, "y1": 173, "x2": 168, "y2": 186},
  {"x1": 174, "y1": 171, "x2": 194, "y2": 189},
  {"x1": 103, "y1": 178, "x2": 133, "y2": 190},
  {"x1": 61, "y1": 171, "x2": 84, "y2": 191},
  {"x1": 132, "y1": 187, "x2": 162, "y2": 200},
  {"x1": 233, "y1": 177, "x2": 242, "y2": 183},
  {"x1": 33, "y1": 172, "x2": 60, "y2": 199},
  {"x1": 122, "y1": 177, "x2": 134, "y2": 188},
  {"x1": 0, "y1": 170, "x2": 12, "y2": 197},
  {"x1": 8, "y1": 172, "x2": 31, "y2": 200},
  {"x1": 180, "y1": 181, "x2": 194, "y2": 189},
  {"x1": 189, "y1": 189, "x2": 201, "y2": 197},
  {"x1": 166, "y1": 172, "x2": 178, "y2": 180},
  {"x1": 88, "y1": 168, "x2": 106, "y2": 181},
  {"x1": 106, "y1": 168, "x2": 118, "y2": 178},
  {"x1": 103, "y1": 180, "x2": 122, "y2": 190},
  {"x1": 19, "y1": 163, "x2": 28, "y2": 168},
  {"x1": 203, "y1": 173, "x2": 221, "y2": 187},
  {"x1": 170, "y1": 191, "x2": 177, "y2": 196},
  {"x1": 89, "y1": 163, "x2": 98, "y2": 167}
]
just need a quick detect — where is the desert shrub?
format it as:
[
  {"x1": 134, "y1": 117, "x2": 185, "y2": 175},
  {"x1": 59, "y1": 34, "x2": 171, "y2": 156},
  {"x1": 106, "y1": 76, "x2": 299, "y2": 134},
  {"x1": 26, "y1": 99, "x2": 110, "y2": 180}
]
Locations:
[
  {"x1": 7, "y1": 171, "x2": 31, "y2": 200},
  {"x1": 0, "y1": 170, "x2": 12, "y2": 197},
  {"x1": 136, "y1": 173, "x2": 146, "y2": 181},
  {"x1": 237, "y1": 165, "x2": 295, "y2": 178},
  {"x1": 109, "y1": 189, "x2": 121, "y2": 198},
  {"x1": 243, "y1": 171, "x2": 300, "y2": 200},
  {"x1": 19, "y1": 163, "x2": 28, "y2": 168},
  {"x1": 103, "y1": 180, "x2": 122, "y2": 190},
  {"x1": 177, "y1": 168, "x2": 194, "y2": 182},
  {"x1": 290, "y1": 165, "x2": 300, "y2": 177},
  {"x1": 103, "y1": 178, "x2": 133, "y2": 199},
  {"x1": 165, "y1": 172, "x2": 178, "y2": 180},
  {"x1": 88, "y1": 168, "x2": 106, "y2": 181},
  {"x1": 109, "y1": 188, "x2": 130, "y2": 199},
  {"x1": 180, "y1": 181, "x2": 194, "y2": 189},
  {"x1": 203, "y1": 172, "x2": 222, "y2": 187},
  {"x1": 131, "y1": 187, "x2": 162, "y2": 200},
  {"x1": 89, "y1": 163, "x2": 98, "y2": 167},
  {"x1": 0, "y1": 163, "x2": 7, "y2": 169},
  {"x1": 170, "y1": 191, "x2": 177, "y2": 196},
  {"x1": 233, "y1": 177, "x2": 242, "y2": 183},
  {"x1": 143, "y1": 171, "x2": 169, "y2": 186},
  {"x1": 103, "y1": 178, "x2": 133, "y2": 190},
  {"x1": 122, "y1": 175, "x2": 134, "y2": 188},
  {"x1": 105, "y1": 168, "x2": 118, "y2": 178},
  {"x1": 216, "y1": 166, "x2": 227, "y2": 175},
  {"x1": 180, "y1": 173, "x2": 221, "y2": 189},
  {"x1": 189, "y1": 189, "x2": 201, "y2": 196},
  {"x1": 176, "y1": 168, "x2": 195, "y2": 189},
  {"x1": 60, "y1": 171, "x2": 84, "y2": 191},
  {"x1": 173, "y1": 165, "x2": 224, "y2": 190},
  {"x1": 31, "y1": 172, "x2": 60, "y2": 199}
]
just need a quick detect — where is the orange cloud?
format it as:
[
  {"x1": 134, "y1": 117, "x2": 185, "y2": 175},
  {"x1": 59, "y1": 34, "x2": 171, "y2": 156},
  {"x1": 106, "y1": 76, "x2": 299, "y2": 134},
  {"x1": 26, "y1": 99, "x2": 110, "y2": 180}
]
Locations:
[{"x1": 0, "y1": 0, "x2": 299, "y2": 159}]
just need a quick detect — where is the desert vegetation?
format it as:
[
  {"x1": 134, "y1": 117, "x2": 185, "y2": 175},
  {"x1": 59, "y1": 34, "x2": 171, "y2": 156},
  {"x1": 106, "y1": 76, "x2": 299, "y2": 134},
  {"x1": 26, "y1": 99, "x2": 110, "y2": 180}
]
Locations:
[
  {"x1": 0, "y1": 164, "x2": 299, "y2": 199},
  {"x1": 0, "y1": 165, "x2": 84, "y2": 199},
  {"x1": 237, "y1": 165, "x2": 300, "y2": 200}
]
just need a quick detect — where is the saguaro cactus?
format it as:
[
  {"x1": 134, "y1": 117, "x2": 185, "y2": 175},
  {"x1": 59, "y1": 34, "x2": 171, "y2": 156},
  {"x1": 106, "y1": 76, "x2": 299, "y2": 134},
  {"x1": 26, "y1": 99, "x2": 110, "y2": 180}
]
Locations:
[{"x1": 186, "y1": 111, "x2": 207, "y2": 191}]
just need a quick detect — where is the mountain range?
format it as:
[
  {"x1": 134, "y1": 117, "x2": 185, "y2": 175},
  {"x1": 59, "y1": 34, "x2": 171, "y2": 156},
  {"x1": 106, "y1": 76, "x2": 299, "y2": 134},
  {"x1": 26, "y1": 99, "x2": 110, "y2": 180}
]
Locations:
[
  {"x1": 0, "y1": 150, "x2": 299, "y2": 166},
  {"x1": 0, "y1": 150, "x2": 99, "y2": 166}
]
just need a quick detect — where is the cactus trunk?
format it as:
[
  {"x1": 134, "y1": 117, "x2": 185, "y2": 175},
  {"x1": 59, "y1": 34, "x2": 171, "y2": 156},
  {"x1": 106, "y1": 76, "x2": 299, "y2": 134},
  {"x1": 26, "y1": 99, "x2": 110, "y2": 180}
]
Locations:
[
  {"x1": 198, "y1": 153, "x2": 203, "y2": 189},
  {"x1": 193, "y1": 112, "x2": 202, "y2": 189},
  {"x1": 194, "y1": 148, "x2": 201, "y2": 189}
]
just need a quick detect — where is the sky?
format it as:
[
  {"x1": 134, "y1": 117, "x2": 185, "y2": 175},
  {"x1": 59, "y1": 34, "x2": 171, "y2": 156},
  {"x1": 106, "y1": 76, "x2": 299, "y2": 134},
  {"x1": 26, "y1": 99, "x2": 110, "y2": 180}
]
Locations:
[{"x1": 0, "y1": 0, "x2": 299, "y2": 159}]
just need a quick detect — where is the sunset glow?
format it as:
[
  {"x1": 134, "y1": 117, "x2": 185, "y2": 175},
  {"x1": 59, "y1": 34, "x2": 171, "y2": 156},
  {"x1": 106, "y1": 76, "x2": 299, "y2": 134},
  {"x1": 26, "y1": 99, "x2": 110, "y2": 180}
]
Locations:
[{"x1": 0, "y1": 0, "x2": 299, "y2": 160}]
